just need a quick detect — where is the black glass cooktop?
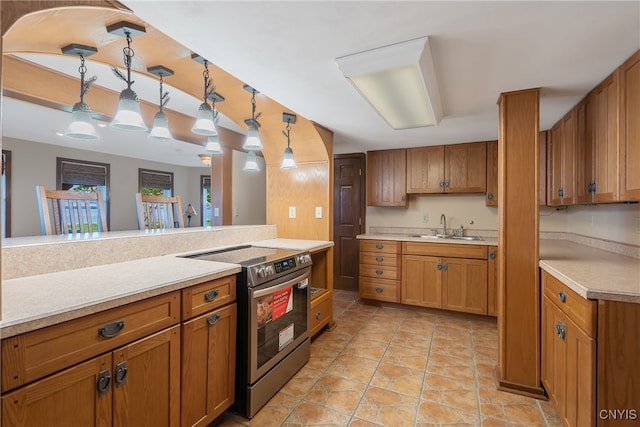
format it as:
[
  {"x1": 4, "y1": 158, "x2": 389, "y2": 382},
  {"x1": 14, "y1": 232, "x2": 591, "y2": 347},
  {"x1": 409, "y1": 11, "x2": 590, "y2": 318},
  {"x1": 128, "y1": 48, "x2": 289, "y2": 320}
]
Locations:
[{"x1": 182, "y1": 245, "x2": 302, "y2": 268}]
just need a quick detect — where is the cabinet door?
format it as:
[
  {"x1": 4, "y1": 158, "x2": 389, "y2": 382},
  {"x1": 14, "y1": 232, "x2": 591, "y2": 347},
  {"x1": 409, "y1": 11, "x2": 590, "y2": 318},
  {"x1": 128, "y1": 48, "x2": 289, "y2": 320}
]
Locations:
[
  {"x1": 565, "y1": 317, "x2": 596, "y2": 427},
  {"x1": 406, "y1": 146, "x2": 444, "y2": 193},
  {"x1": 620, "y1": 50, "x2": 640, "y2": 200},
  {"x1": 445, "y1": 142, "x2": 487, "y2": 193},
  {"x1": 367, "y1": 149, "x2": 407, "y2": 206},
  {"x1": 181, "y1": 304, "x2": 237, "y2": 427},
  {"x1": 487, "y1": 246, "x2": 498, "y2": 317},
  {"x1": 548, "y1": 122, "x2": 563, "y2": 206},
  {"x1": 112, "y1": 326, "x2": 181, "y2": 427},
  {"x1": 593, "y1": 73, "x2": 620, "y2": 203},
  {"x1": 485, "y1": 141, "x2": 498, "y2": 206},
  {"x1": 441, "y1": 258, "x2": 488, "y2": 315},
  {"x1": 539, "y1": 131, "x2": 548, "y2": 206},
  {"x1": 541, "y1": 297, "x2": 567, "y2": 418},
  {"x1": 1, "y1": 354, "x2": 112, "y2": 427},
  {"x1": 560, "y1": 110, "x2": 576, "y2": 205},
  {"x1": 575, "y1": 98, "x2": 595, "y2": 204},
  {"x1": 401, "y1": 255, "x2": 441, "y2": 308}
]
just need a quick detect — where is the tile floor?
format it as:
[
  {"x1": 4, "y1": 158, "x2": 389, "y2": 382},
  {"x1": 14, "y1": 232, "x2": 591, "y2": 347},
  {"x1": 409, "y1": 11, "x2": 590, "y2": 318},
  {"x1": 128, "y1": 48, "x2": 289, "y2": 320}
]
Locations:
[{"x1": 218, "y1": 289, "x2": 561, "y2": 427}]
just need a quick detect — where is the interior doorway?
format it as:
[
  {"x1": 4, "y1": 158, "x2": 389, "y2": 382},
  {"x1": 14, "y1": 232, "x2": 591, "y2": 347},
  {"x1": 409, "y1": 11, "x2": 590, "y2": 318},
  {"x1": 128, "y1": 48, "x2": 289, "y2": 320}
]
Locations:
[{"x1": 333, "y1": 153, "x2": 366, "y2": 291}]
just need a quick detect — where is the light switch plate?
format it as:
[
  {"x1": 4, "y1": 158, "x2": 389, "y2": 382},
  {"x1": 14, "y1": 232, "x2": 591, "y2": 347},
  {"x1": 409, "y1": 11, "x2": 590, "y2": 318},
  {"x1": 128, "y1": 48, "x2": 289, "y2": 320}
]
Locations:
[
  {"x1": 315, "y1": 206, "x2": 322, "y2": 219},
  {"x1": 213, "y1": 207, "x2": 219, "y2": 217},
  {"x1": 289, "y1": 206, "x2": 296, "y2": 218}
]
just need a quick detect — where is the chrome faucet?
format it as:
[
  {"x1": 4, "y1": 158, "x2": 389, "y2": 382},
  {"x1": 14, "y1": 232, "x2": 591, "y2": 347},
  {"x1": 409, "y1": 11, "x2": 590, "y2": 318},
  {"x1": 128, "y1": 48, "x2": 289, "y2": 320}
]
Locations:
[{"x1": 440, "y1": 214, "x2": 447, "y2": 236}]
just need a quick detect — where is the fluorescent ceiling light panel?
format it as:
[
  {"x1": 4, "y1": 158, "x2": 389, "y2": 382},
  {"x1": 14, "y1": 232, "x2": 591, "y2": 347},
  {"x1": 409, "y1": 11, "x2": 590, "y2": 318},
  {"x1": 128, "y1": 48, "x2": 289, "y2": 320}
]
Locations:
[{"x1": 336, "y1": 36, "x2": 442, "y2": 130}]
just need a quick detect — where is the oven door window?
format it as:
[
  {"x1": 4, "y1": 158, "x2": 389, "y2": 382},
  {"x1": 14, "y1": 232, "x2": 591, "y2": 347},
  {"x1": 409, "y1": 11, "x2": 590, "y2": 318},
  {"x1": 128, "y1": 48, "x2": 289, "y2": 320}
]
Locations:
[{"x1": 250, "y1": 268, "x2": 310, "y2": 381}]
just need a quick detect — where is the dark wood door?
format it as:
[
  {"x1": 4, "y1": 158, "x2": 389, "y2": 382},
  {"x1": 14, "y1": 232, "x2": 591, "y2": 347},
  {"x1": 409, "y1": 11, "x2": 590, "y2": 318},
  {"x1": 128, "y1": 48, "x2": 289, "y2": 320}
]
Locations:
[{"x1": 333, "y1": 154, "x2": 365, "y2": 290}]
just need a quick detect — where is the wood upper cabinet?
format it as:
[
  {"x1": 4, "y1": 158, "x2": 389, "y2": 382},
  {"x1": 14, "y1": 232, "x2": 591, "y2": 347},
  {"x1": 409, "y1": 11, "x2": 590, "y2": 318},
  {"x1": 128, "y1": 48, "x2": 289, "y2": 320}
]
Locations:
[
  {"x1": 548, "y1": 110, "x2": 576, "y2": 205},
  {"x1": 181, "y1": 303, "x2": 237, "y2": 427},
  {"x1": 619, "y1": 49, "x2": 640, "y2": 201},
  {"x1": 407, "y1": 142, "x2": 486, "y2": 194},
  {"x1": 485, "y1": 141, "x2": 498, "y2": 206},
  {"x1": 575, "y1": 97, "x2": 595, "y2": 204},
  {"x1": 367, "y1": 149, "x2": 407, "y2": 206}
]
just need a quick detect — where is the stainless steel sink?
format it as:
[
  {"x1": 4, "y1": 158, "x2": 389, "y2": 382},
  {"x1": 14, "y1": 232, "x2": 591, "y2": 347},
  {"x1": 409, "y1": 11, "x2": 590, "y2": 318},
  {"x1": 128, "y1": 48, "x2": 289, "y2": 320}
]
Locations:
[
  {"x1": 451, "y1": 235, "x2": 483, "y2": 241},
  {"x1": 412, "y1": 234, "x2": 483, "y2": 241}
]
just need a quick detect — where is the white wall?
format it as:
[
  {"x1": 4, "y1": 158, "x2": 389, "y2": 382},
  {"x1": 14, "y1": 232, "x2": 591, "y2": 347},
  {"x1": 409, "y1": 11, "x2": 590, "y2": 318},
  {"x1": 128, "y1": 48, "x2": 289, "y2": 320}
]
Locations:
[
  {"x1": 232, "y1": 150, "x2": 266, "y2": 225},
  {"x1": 3, "y1": 137, "x2": 210, "y2": 236},
  {"x1": 366, "y1": 193, "x2": 640, "y2": 245}
]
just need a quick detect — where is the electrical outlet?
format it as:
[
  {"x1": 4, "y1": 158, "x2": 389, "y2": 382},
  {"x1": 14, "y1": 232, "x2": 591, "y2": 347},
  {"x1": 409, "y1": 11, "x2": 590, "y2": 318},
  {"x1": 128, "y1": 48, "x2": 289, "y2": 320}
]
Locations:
[
  {"x1": 288, "y1": 206, "x2": 296, "y2": 219},
  {"x1": 315, "y1": 206, "x2": 322, "y2": 219},
  {"x1": 213, "y1": 207, "x2": 219, "y2": 217},
  {"x1": 422, "y1": 213, "x2": 429, "y2": 223}
]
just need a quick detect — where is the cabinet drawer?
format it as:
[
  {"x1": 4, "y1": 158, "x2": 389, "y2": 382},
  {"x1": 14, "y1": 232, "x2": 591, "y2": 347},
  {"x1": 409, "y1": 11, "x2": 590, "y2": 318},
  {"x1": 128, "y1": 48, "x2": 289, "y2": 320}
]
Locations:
[
  {"x1": 542, "y1": 272, "x2": 596, "y2": 337},
  {"x1": 359, "y1": 277, "x2": 400, "y2": 303},
  {"x1": 403, "y1": 242, "x2": 487, "y2": 259},
  {"x1": 359, "y1": 264, "x2": 400, "y2": 280},
  {"x1": 182, "y1": 275, "x2": 236, "y2": 320},
  {"x1": 310, "y1": 293, "x2": 332, "y2": 333},
  {"x1": 1, "y1": 291, "x2": 180, "y2": 393},
  {"x1": 359, "y1": 252, "x2": 400, "y2": 266},
  {"x1": 359, "y1": 240, "x2": 400, "y2": 254}
]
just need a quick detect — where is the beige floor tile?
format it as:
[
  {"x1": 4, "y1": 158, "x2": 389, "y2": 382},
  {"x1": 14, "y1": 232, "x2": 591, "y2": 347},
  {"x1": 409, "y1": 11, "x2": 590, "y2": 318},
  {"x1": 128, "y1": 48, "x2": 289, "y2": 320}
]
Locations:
[
  {"x1": 480, "y1": 402, "x2": 547, "y2": 426},
  {"x1": 280, "y1": 366, "x2": 323, "y2": 397},
  {"x1": 399, "y1": 317, "x2": 438, "y2": 332},
  {"x1": 370, "y1": 363, "x2": 424, "y2": 397},
  {"x1": 354, "y1": 387, "x2": 418, "y2": 426},
  {"x1": 313, "y1": 330, "x2": 353, "y2": 352},
  {"x1": 374, "y1": 307, "x2": 409, "y2": 320},
  {"x1": 382, "y1": 344, "x2": 429, "y2": 371},
  {"x1": 355, "y1": 326, "x2": 396, "y2": 343},
  {"x1": 348, "y1": 418, "x2": 382, "y2": 427},
  {"x1": 307, "y1": 346, "x2": 340, "y2": 372},
  {"x1": 224, "y1": 391, "x2": 300, "y2": 427},
  {"x1": 415, "y1": 400, "x2": 479, "y2": 425},
  {"x1": 421, "y1": 374, "x2": 478, "y2": 413},
  {"x1": 342, "y1": 336, "x2": 388, "y2": 360},
  {"x1": 429, "y1": 341, "x2": 474, "y2": 360},
  {"x1": 426, "y1": 355, "x2": 476, "y2": 383},
  {"x1": 326, "y1": 353, "x2": 378, "y2": 383},
  {"x1": 432, "y1": 332, "x2": 473, "y2": 348},
  {"x1": 473, "y1": 345, "x2": 499, "y2": 363},
  {"x1": 390, "y1": 328, "x2": 433, "y2": 350},
  {"x1": 304, "y1": 374, "x2": 367, "y2": 414},
  {"x1": 282, "y1": 401, "x2": 351, "y2": 426}
]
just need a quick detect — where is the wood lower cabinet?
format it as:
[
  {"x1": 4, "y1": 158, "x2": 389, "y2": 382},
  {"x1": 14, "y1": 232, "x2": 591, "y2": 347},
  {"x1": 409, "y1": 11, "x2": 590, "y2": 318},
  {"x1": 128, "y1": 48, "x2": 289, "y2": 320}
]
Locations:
[
  {"x1": 542, "y1": 272, "x2": 596, "y2": 427},
  {"x1": 359, "y1": 240, "x2": 401, "y2": 303},
  {"x1": 181, "y1": 304, "x2": 236, "y2": 427},
  {"x1": 366, "y1": 149, "x2": 407, "y2": 206},
  {"x1": 401, "y1": 242, "x2": 488, "y2": 315}
]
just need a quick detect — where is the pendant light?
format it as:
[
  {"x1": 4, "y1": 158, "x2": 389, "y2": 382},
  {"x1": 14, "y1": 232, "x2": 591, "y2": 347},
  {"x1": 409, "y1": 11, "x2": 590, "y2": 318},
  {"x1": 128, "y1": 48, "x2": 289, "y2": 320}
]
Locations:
[
  {"x1": 147, "y1": 65, "x2": 174, "y2": 141},
  {"x1": 108, "y1": 22, "x2": 147, "y2": 131},
  {"x1": 191, "y1": 54, "x2": 217, "y2": 136},
  {"x1": 281, "y1": 113, "x2": 297, "y2": 169},
  {"x1": 242, "y1": 85, "x2": 263, "y2": 151},
  {"x1": 242, "y1": 151, "x2": 260, "y2": 172},
  {"x1": 61, "y1": 44, "x2": 99, "y2": 140}
]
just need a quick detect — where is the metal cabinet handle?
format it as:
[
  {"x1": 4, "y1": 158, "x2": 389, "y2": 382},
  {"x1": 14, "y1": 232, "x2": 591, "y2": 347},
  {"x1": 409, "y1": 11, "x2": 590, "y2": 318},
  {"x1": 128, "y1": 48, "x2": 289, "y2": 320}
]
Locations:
[
  {"x1": 375, "y1": 287, "x2": 383, "y2": 293},
  {"x1": 489, "y1": 252, "x2": 496, "y2": 260},
  {"x1": 315, "y1": 312, "x2": 322, "y2": 319},
  {"x1": 443, "y1": 263, "x2": 448, "y2": 271},
  {"x1": 439, "y1": 181, "x2": 445, "y2": 188},
  {"x1": 555, "y1": 321, "x2": 566, "y2": 341},
  {"x1": 376, "y1": 244, "x2": 383, "y2": 249},
  {"x1": 558, "y1": 291, "x2": 567, "y2": 303},
  {"x1": 437, "y1": 263, "x2": 443, "y2": 271},
  {"x1": 487, "y1": 193, "x2": 494, "y2": 201},
  {"x1": 558, "y1": 188, "x2": 564, "y2": 198},
  {"x1": 97, "y1": 369, "x2": 111, "y2": 395},
  {"x1": 375, "y1": 257, "x2": 384, "y2": 262},
  {"x1": 444, "y1": 181, "x2": 450, "y2": 188},
  {"x1": 207, "y1": 313, "x2": 221, "y2": 325},
  {"x1": 115, "y1": 361, "x2": 128, "y2": 387},
  {"x1": 204, "y1": 289, "x2": 219, "y2": 302},
  {"x1": 375, "y1": 270, "x2": 383, "y2": 275},
  {"x1": 401, "y1": 195, "x2": 407, "y2": 201},
  {"x1": 98, "y1": 321, "x2": 124, "y2": 339}
]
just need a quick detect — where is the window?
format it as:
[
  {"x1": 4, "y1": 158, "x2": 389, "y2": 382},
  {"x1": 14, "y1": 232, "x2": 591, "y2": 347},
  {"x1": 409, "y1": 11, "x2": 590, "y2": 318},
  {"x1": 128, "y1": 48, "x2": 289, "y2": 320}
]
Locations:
[
  {"x1": 56, "y1": 157, "x2": 110, "y2": 229},
  {"x1": 2, "y1": 150, "x2": 11, "y2": 237},
  {"x1": 139, "y1": 169, "x2": 174, "y2": 196},
  {"x1": 201, "y1": 175, "x2": 211, "y2": 227}
]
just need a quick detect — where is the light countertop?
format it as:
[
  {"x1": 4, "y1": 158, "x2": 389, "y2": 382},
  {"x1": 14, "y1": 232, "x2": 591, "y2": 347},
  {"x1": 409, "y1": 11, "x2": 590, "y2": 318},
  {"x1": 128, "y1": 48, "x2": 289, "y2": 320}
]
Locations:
[
  {"x1": 357, "y1": 233, "x2": 499, "y2": 247},
  {"x1": 250, "y1": 238, "x2": 334, "y2": 252},
  {"x1": 539, "y1": 239, "x2": 640, "y2": 303}
]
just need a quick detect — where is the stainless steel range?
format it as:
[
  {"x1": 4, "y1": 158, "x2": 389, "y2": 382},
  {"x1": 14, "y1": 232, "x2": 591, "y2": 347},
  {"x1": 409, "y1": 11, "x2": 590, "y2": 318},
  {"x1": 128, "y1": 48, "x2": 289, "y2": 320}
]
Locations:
[{"x1": 183, "y1": 245, "x2": 312, "y2": 418}]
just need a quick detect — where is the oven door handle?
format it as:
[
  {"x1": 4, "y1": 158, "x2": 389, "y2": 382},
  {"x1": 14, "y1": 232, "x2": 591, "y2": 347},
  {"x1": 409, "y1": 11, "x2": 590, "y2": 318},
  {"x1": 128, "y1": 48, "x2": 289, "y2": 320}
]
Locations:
[{"x1": 252, "y1": 268, "x2": 311, "y2": 298}]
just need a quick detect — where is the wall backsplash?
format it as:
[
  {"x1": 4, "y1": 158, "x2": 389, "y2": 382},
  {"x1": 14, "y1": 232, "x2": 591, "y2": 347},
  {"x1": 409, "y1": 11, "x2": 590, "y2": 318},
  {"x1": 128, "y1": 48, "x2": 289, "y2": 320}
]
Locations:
[{"x1": 367, "y1": 194, "x2": 640, "y2": 246}]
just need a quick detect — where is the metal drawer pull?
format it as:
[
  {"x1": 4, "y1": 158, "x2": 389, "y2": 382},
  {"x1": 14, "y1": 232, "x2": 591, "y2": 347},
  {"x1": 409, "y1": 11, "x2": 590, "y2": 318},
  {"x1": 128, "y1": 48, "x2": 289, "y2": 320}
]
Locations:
[
  {"x1": 376, "y1": 244, "x2": 383, "y2": 249},
  {"x1": 376, "y1": 257, "x2": 384, "y2": 262},
  {"x1": 443, "y1": 264, "x2": 448, "y2": 271},
  {"x1": 207, "y1": 313, "x2": 221, "y2": 325},
  {"x1": 489, "y1": 252, "x2": 496, "y2": 260},
  {"x1": 115, "y1": 361, "x2": 128, "y2": 386},
  {"x1": 375, "y1": 287, "x2": 383, "y2": 293},
  {"x1": 97, "y1": 369, "x2": 111, "y2": 395},
  {"x1": 487, "y1": 193, "x2": 494, "y2": 201},
  {"x1": 437, "y1": 263, "x2": 443, "y2": 271},
  {"x1": 558, "y1": 291, "x2": 567, "y2": 303},
  {"x1": 98, "y1": 321, "x2": 125, "y2": 339},
  {"x1": 315, "y1": 312, "x2": 322, "y2": 319},
  {"x1": 204, "y1": 289, "x2": 219, "y2": 302},
  {"x1": 375, "y1": 270, "x2": 383, "y2": 275}
]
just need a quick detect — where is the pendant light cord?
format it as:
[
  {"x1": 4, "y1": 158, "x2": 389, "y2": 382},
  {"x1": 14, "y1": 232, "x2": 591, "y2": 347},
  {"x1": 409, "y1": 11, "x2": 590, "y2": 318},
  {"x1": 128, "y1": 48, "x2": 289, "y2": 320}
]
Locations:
[
  {"x1": 251, "y1": 89, "x2": 257, "y2": 124},
  {"x1": 78, "y1": 54, "x2": 87, "y2": 102},
  {"x1": 202, "y1": 60, "x2": 211, "y2": 104},
  {"x1": 122, "y1": 33, "x2": 134, "y2": 89},
  {"x1": 158, "y1": 74, "x2": 164, "y2": 112},
  {"x1": 286, "y1": 121, "x2": 291, "y2": 148}
]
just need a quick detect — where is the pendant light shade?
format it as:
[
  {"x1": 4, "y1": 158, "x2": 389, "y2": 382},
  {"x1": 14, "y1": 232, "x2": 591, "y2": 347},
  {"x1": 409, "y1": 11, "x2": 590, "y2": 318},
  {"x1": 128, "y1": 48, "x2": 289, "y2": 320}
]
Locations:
[
  {"x1": 61, "y1": 44, "x2": 99, "y2": 140},
  {"x1": 280, "y1": 112, "x2": 298, "y2": 169},
  {"x1": 205, "y1": 135, "x2": 223, "y2": 154},
  {"x1": 242, "y1": 85, "x2": 263, "y2": 151},
  {"x1": 192, "y1": 102, "x2": 217, "y2": 136},
  {"x1": 108, "y1": 22, "x2": 147, "y2": 132},
  {"x1": 242, "y1": 151, "x2": 260, "y2": 172},
  {"x1": 198, "y1": 153, "x2": 212, "y2": 166},
  {"x1": 148, "y1": 65, "x2": 174, "y2": 141}
]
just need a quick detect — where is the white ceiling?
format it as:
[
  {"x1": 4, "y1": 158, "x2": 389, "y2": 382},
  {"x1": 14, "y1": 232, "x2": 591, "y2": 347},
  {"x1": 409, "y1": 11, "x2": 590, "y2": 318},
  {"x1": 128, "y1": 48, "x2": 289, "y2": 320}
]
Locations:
[{"x1": 3, "y1": 1, "x2": 639, "y2": 165}]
